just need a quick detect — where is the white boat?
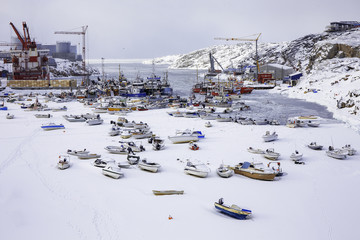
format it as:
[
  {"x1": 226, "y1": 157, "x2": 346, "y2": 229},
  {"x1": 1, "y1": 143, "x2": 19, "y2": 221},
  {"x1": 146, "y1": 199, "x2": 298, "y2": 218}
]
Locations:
[
  {"x1": 239, "y1": 118, "x2": 255, "y2": 125},
  {"x1": 92, "y1": 158, "x2": 110, "y2": 168},
  {"x1": 253, "y1": 119, "x2": 268, "y2": 125},
  {"x1": 127, "y1": 154, "x2": 140, "y2": 165},
  {"x1": 67, "y1": 149, "x2": 89, "y2": 156},
  {"x1": 120, "y1": 130, "x2": 132, "y2": 139},
  {"x1": 6, "y1": 113, "x2": 14, "y2": 119},
  {"x1": 102, "y1": 164, "x2": 124, "y2": 179},
  {"x1": 216, "y1": 116, "x2": 233, "y2": 122},
  {"x1": 247, "y1": 147, "x2": 265, "y2": 154},
  {"x1": 138, "y1": 159, "x2": 161, "y2": 173},
  {"x1": 216, "y1": 164, "x2": 234, "y2": 178},
  {"x1": 57, "y1": 155, "x2": 70, "y2": 170},
  {"x1": 263, "y1": 148, "x2": 280, "y2": 160},
  {"x1": 119, "y1": 141, "x2": 145, "y2": 152},
  {"x1": 342, "y1": 144, "x2": 356, "y2": 155},
  {"x1": 296, "y1": 120, "x2": 307, "y2": 127},
  {"x1": 308, "y1": 142, "x2": 323, "y2": 150},
  {"x1": 34, "y1": 113, "x2": 52, "y2": 118},
  {"x1": 151, "y1": 137, "x2": 165, "y2": 151},
  {"x1": 105, "y1": 145, "x2": 128, "y2": 154},
  {"x1": 132, "y1": 129, "x2": 153, "y2": 139},
  {"x1": 204, "y1": 121, "x2": 212, "y2": 127},
  {"x1": 109, "y1": 126, "x2": 121, "y2": 136},
  {"x1": 86, "y1": 118, "x2": 103, "y2": 125},
  {"x1": 184, "y1": 161, "x2": 210, "y2": 178},
  {"x1": 262, "y1": 131, "x2": 278, "y2": 142},
  {"x1": 307, "y1": 120, "x2": 320, "y2": 127},
  {"x1": 77, "y1": 153, "x2": 101, "y2": 159},
  {"x1": 63, "y1": 115, "x2": 86, "y2": 122},
  {"x1": 117, "y1": 161, "x2": 131, "y2": 169},
  {"x1": 201, "y1": 114, "x2": 217, "y2": 120},
  {"x1": 41, "y1": 123, "x2": 65, "y2": 131},
  {"x1": 168, "y1": 130, "x2": 199, "y2": 144},
  {"x1": 52, "y1": 106, "x2": 67, "y2": 112},
  {"x1": 290, "y1": 150, "x2": 303, "y2": 161},
  {"x1": 326, "y1": 146, "x2": 347, "y2": 159}
]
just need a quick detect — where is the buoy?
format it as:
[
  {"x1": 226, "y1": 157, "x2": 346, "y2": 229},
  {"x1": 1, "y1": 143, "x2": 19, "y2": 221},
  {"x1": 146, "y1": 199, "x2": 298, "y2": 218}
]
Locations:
[{"x1": 168, "y1": 215, "x2": 173, "y2": 220}]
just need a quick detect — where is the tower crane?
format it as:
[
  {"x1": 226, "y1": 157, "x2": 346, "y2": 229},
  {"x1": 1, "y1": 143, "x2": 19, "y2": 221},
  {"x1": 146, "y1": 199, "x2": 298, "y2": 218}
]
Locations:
[
  {"x1": 214, "y1": 33, "x2": 261, "y2": 80},
  {"x1": 54, "y1": 26, "x2": 88, "y2": 85}
]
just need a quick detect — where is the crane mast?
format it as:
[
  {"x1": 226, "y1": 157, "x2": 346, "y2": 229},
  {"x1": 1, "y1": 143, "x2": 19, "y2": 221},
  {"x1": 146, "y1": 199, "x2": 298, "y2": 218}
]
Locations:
[
  {"x1": 54, "y1": 26, "x2": 88, "y2": 86},
  {"x1": 215, "y1": 33, "x2": 261, "y2": 80}
]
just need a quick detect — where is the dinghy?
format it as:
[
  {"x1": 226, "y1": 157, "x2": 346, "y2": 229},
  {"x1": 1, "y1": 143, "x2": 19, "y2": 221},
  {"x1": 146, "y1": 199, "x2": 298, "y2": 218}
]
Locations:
[
  {"x1": 102, "y1": 164, "x2": 124, "y2": 179},
  {"x1": 290, "y1": 150, "x2": 303, "y2": 161},
  {"x1": 152, "y1": 190, "x2": 184, "y2": 196},
  {"x1": 184, "y1": 161, "x2": 210, "y2": 178},
  {"x1": 41, "y1": 123, "x2": 65, "y2": 131},
  {"x1": 308, "y1": 142, "x2": 323, "y2": 150},
  {"x1": 263, "y1": 148, "x2": 280, "y2": 160},
  {"x1": 216, "y1": 164, "x2": 234, "y2": 178},
  {"x1": 326, "y1": 146, "x2": 347, "y2": 159},
  {"x1": 138, "y1": 159, "x2": 161, "y2": 173},
  {"x1": 57, "y1": 155, "x2": 70, "y2": 170},
  {"x1": 262, "y1": 131, "x2": 278, "y2": 142}
]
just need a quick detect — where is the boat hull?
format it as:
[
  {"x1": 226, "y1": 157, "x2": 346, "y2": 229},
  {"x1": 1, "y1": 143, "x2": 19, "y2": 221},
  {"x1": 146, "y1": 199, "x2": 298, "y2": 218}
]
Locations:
[
  {"x1": 152, "y1": 190, "x2": 184, "y2": 196},
  {"x1": 102, "y1": 169, "x2": 123, "y2": 179},
  {"x1": 168, "y1": 136, "x2": 199, "y2": 144},
  {"x1": 233, "y1": 168, "x2": 276, "y2": 181}
]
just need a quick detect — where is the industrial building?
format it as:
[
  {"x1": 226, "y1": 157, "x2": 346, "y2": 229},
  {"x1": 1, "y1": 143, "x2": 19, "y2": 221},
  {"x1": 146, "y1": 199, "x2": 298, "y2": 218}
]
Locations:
[
  {"x1": 326, "y1": 21, "x2": 360, "y2": 32},
  {"x1": 259, "y1": 63, "x2": 295, "y2": 80}
]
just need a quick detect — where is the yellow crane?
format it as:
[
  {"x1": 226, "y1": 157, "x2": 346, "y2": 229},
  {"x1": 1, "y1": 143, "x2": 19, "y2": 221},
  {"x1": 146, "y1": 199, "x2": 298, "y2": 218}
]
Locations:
[
  {"x1": 214, "y1": 33, "x2": 261, "y2": 80},
  {"x1": 54, "y1": 26, "x2": 88, "y2": 85}
]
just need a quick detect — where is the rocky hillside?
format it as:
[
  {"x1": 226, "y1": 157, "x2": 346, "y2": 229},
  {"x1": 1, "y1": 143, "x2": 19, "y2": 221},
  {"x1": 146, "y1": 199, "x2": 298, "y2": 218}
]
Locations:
[{"x1": 49, "y1": 59, "x2": 99, "y2": 78}]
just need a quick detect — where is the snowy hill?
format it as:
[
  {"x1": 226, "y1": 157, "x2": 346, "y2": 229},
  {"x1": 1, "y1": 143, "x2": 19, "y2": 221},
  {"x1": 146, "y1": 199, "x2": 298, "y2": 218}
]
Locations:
[{"x1": 149, "y1": 29, "x2": 360, "y2": 132}]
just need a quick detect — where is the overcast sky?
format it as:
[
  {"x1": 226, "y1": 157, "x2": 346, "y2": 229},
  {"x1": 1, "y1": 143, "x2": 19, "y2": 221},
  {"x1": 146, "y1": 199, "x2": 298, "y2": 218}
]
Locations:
[{"x1": 1, "y1": 0, "x2": 359, "y2": 59}]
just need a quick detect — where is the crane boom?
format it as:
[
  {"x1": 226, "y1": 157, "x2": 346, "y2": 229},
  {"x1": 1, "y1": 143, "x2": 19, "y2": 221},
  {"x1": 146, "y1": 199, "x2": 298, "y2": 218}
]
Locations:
[{"x1": 9, "y1": 22, "x2": 26, "y2": 50}]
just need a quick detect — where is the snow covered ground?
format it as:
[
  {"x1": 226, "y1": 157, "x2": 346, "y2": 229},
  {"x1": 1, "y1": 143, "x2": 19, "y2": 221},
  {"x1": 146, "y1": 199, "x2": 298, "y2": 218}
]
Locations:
[{"x1": 1, "y1": 96, "x2": 360, "y2": 240}]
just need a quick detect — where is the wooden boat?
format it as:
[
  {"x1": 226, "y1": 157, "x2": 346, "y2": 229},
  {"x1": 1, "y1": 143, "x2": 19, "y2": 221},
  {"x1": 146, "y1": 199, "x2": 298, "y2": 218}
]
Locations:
[
  {"x1": 263, "y1": 148, "x2": 280, "y2": 160},
  {"x1": 189, "y1": 141, "x2": 199, "y2": 151},
  {"x1": 67, "y1": 149, "x2": 89, "y2": 156},
  {"x1": 41, "y1": 123, "x2": 65, "y2": 131},
  {"x1": 262, "y1": 131, "x2": 278, "y2": 142},
  {"x1": 57, "y1": 155, "x2": 70, "y2": 170},
  {"x1": 77, "y1": 153, "x2": 101, "y2": 159},
  {"x1": 342, "y1": 144, "x2": 356, "y2": 155},
  {"x1": 184, "y1": 161, "x2": 209, "y2": 178},
  {"x1": 232, "y1": 161, "x2": 276, "y2": 181},
  {"x1": 308, "y1": 142, "x2": 323, "y2": 150},
  {"x1": 102, "y1": 164, "x2": 124, "y2": 179},
  {"x1": 152, "y1": 190, "x2": 184, "y2": 196},
  {"x1": 326, "y1": 146, "x2": 347, "y2": 159},
  {"x1": 34, "y1": 113, "x2": 52, "y2": 118},
  {"x1": 290, "y1": 150, "x2": 303, "y2": 161},
  {"x1": 105, "y1": 145, "x2": 128, "y2": 154},
  {"x1": 247, "y1": 147, "x2": 265, "y2": 154},
  {"x1": 214, "y1": 198, "x2": 252, "y2": 220},
  {"x1": 216, "y1": 164, "x2": 234, "y2": 178},
  {"x1": 138, "y1": 159, "x2": 161, "y2": 173}
]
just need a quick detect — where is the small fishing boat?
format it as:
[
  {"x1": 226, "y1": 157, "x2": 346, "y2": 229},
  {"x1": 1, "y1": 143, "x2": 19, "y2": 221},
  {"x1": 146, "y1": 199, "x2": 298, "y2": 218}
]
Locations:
[
  {"x1": 326, "y1": 146, "x2": 347, "y2": 160},
  {"x1": 109, "y1": 126, "x2": 121, "y2": 136},
  {"x1": 204, "y1": 121, "x2": 212, "y2": 127},
  {"x1": 308, "y1": 142, "x2": 323, "y2": 150},
  {"x1": 67, "y1": 149, "x2": 89, "y2": 156},
  {"x1": 138, "y1": 159, "x2": 161, "y2": 173},
  {"x1": 102, "y1": 164, "x2": 124, "y2": 179},
  {"x1": 189, "y1": 141, "x2": 199, "y2": 151},
  {"x1": 151, "y1": 137, "x2": 165, "y2": 151},
  {"x1": 232, "y1": 161, "x2": 277, "y2": 181},
  {"x1": 92, "y1": 158, "x2": 109, "y2": 168},
  {"x1": 247, "y1": 147, "x2": 265, "y2": 154},
  {"x1": 168, "y1": 131, "x2": 199, "y2": 144},
  {"x1": 184, "y1": 161, "x2": 210, "y2": 178},
  {"x1": 290, "y1": 150, "x2": 303, "y2": 161},
  {"x1": 6, "y1": 113, "x2": 14, "y2": 119},
  {"x1": 86, "y1": 118, "x2": 103, "y2": 125},
  {"x1": 63, "y1": 114, "x2": 86, "y2": 122},
  {"x1": 119, "y1": 141, "x2": 145, "y2": 152},
  {"x1": 214, "y1": 198, "x2": 252, "y2": 220},
  {"x1": 34, "y1": 113, "x2": 52, "y2": 118},
  {"x1": 296, "y1": 120, "x2": 307, "y2": 127},
  {"x1": 152, "y1": 190, "x2": 184, "y2": 196},
  {"x1": 342, "y1": 144, "x2": 356, "y2": 155},
  {"x1": 307, "y1": 120, "x2": 320, "y2": 127},
  {"x1": 262, "y1": 131, "x2": 278, "y2": 142},
  {"x1": 127, "y1": 154, "x2": 140, "y2": 165},
  {"x1": 132, "y1": 129, "x2": 153, "y2": 139},
  {"x1": 57, "y1": 155, "x2": 70, "y2": 170},
  {"x1": 104, "y1": 145, "x2": 128, "y2": 154},
  {"x1": 77, "y1": 153, "x2": 101, "y2": 159},
  {"x1": 267, "y1": 162, "x2": 283, "y2": 176},
  {"x1": 41, "y1": 123, "x2": 65, "y2": 131},
  {"x1": 120, "y1": 130, "x2": 132, "y2": 139},
  {"x1": 263, "y1": 148, "x2": 280, "y2": 160},
  {"x1": 117, "y1": 161, "x2": 131, "y2": 169},
  {"x1": 216, "y1": 164, "x2": 234, "y2": 178}
]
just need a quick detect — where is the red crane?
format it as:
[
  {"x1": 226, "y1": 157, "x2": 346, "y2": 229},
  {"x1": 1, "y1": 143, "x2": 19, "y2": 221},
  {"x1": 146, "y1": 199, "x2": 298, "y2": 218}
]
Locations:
[{"x1": 9, "y1": 22, "x2": 36, "y2": 50}]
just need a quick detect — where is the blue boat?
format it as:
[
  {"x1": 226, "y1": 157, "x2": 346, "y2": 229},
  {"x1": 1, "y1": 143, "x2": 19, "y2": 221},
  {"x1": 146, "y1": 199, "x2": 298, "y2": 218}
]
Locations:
[
  {"x1": 214, "y1": 198, "x2": 252, "y2": 219},
  {"x1": 41, "y1": 123, "x2": 65, "y2": 131},
  {"x1": 0, "y1": 106, "x2": 8, "y2": 110}
]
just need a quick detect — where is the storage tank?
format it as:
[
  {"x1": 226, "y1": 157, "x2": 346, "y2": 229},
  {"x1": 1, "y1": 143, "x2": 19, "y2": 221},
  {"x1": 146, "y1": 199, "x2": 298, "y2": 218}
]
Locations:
[{"x1": 56, "y1": 41, "x2": 71, "y2": 53}]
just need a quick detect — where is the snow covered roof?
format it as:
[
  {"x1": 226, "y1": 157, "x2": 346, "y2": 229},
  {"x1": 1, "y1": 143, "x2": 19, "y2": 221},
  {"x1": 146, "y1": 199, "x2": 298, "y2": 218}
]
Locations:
[{"x1": 262, "y1": 64, "x2": 293, "y2": 70}]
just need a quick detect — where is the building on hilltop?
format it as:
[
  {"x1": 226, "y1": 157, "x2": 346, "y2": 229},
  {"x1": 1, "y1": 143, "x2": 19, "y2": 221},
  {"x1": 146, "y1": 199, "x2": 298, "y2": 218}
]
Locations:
[{"x1": 326, "y1": 21, "x2": 360, "y2": 32}]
